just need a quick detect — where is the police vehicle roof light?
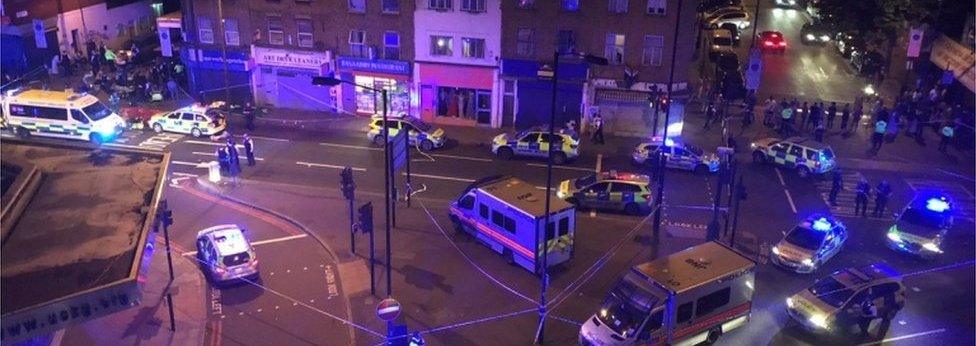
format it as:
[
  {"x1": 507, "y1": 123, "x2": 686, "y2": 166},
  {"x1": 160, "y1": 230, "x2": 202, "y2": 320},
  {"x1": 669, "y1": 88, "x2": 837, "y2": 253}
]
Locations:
[
  {"x1": 925, "y1": 197, "x2": 950, "y2": 212},
  {"x1": 811, "y1": 217, "x2": 832, "y2": 232}
]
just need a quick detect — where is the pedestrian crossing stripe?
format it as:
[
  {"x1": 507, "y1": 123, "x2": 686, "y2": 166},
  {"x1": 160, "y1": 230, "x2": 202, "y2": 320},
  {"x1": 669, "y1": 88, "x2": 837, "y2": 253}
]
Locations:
[{"x1": 816, "y1": 171, "x2": 871, "y2": 218}]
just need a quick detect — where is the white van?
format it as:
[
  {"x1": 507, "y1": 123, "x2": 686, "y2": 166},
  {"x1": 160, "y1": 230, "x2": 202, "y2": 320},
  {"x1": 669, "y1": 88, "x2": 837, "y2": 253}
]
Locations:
[
  {"x1": 450, "y1": 176, "x2": 576, "y2": 273},
  {"x1": 1, "y1": 89, "x2": 126, "y2": 144}
]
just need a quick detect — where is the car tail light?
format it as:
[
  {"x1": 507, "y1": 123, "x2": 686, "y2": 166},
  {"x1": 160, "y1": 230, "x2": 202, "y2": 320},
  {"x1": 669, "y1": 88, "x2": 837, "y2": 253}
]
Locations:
[
  {"x1": 814, "y1": 161, "x2": 821, "y2": 168},
  {"x1": 215, "y1": 266, "x2": 227, "y2": 275},
  {"x1": 641, "y1": 193, "x2": 651, "y2": 201},
  {"x1": 248, "y1": 259, "x2": 259, "y2": 268},
  {"x1": 779, "y1": 41, "x2": 787, "y2": 46},
  {"x1": 764, "y1": 41, "x2": 773, "y2": 46}
]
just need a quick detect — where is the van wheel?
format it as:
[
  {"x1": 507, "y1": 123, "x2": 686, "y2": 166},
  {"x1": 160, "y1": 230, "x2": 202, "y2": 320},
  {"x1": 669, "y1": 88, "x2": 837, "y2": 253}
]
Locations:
[
  {"x1": 694, "y1": 164, "x2": 709, "y2": 174},
  {"x1": 704, "y1": 328, "x2": 722, "y2": 344},
  {"x1": 752, "y1": 151, "x2": 766, "y2": 163},
  {"x1": 624, "y1": 203, "x2": 640, "y2": 215},
  {"x1": 797, "y1": 166, "x2": 810, "y2": 178},
  {"x1": 420, "y1": 139, "x2": 434, "y2": 152},
  {"x1": 497, "y1": 147, "x2": 514, "y2": 160},
  {"x1": 89, "y1": 133, "x2": 104, "y2": 145},
  {"x1": 152, "y1": 123, "x2": 163, "y2": 133},
  {"x1": 15, "y1": 127, "x2": 30, "y2": 138},
  {"x1": 372, "y1": 135, "x2": 385, "y2": 147},
  {"x1": 503, "y1": 249, "x2": 516, "y2": 265},
  {"x1": 191, "y1": 128, "x2": 203, "y2": 138},
  {"x1": 552, "y1": 151, "x2": 567, "y2": 165},
  {"x1": 449, "y1": 215, "x2": 463, "y2": 233}
]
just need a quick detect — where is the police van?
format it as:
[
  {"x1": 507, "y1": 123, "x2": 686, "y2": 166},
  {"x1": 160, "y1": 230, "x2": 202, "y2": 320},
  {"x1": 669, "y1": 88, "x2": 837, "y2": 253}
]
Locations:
[
  {"x1": 1, "y1": 89, "x2": 126, "y2": 144},
  {"x1": 449, "y1": 176, "x2": 576, "y2": 273},
  {"x1": 580, "y1": 242, "x2": 756, "y2": 346}
]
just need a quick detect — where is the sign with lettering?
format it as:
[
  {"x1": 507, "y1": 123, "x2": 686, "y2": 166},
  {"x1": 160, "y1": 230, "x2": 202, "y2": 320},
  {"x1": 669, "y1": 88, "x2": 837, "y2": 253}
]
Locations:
[
  {"x1": 252, "y1": 46, "x2": 331, "y2": 70},
  {"x1": 338, "y1": 56, "x2": 411, "y2": 75},
  {"x1": 1, "y1": 285, "x2": 141, "y2": 344}
]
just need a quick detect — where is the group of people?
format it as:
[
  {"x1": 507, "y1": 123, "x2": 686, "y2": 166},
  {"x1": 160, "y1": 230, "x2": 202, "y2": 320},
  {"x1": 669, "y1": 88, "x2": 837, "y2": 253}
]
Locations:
[
  {"x1": 761, "y1": 97, "x2": 859, "y2": 142},
  {"x1": 828, "y1": 170, "x2": 892, "y2": 218},
  {"x1": 215, "y1": 133, "x2": 257, "y2": 182}
]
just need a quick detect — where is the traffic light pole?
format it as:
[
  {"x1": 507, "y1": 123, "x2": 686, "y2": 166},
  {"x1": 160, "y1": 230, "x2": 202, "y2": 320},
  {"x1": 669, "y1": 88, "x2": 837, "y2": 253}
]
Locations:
[
  {"x1": 160, "y1": 200, "x2": 176, "y2": 332},
  {"x1": 652, "y1": 0, "x2": 684, "y2": 245},
  {"x1": 349, "y1": 197, "x2": 355, "y2": 253},
  {"x1": 382, "y1": 89, "x2": 393, "y2": 298},
  {"x1": 731, "y1": 175, "x2": 744, "y2": 248}
]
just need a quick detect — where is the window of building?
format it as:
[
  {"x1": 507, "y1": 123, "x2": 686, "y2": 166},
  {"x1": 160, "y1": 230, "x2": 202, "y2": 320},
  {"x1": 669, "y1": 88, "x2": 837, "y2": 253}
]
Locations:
[
  {"x1": 197, "y1": 18, "x2": 214, "y2": 44},
  {"x1": 695, "y1": 287, "x2": 731, "y2": 317},
  {"x1": 605, "y1": 33, "x2": 625, "y2": 65},
  {"x1": 383, "y1": 0, "x2": 400, "y2": 13},
  {"x1": 516, "y1": 28, "x2": 534, "y2": 57},
  {"x1": 462, "y1": 37, "x2": 485, "y2": 58},
  {"x1": 267, "y1": 15, "x2": 284, "y2": 45},
  {"x1": 349, "y1": 0, "x2": 366, "y2": 12},
  {"x1": 224, "y1": 19, "x2": 240, "y2": 46},
  {"x1": 349, "y1": 30, "x2": 367, "y2": 57},
  {"x1": 676, "y1": 302, "x2": 694, "y2": 323},
  {"x1": 557, "y1": 30, "x2": 576, "y2": 54},
  {"x1": 609, "y1": 0, "x2": 628, "y2": 13},
  {"x1": 116, "y1": 23, "x2": 126, "y2": 38},
  {"x1": 646, "y1": 0, "x2": 665, "y2": 15},
  {"x1": 461, "y1": 0, "x2": 486, "y2": 12},
  {"x1": 430, "y1": 35, "x2": 453, "y2": 56},
  {"x1": 384, "y1": 31, "x2": 400, "y2": 60},
  {"x1": 562, "y1": 0, "x2": 580, "y2": 11},
  {"x1": 517, "y1": 0, "x2": 535, "y2": 8},
  {"x1": 642, "y1": 35, "x2": 663, "y2": 66},
  {"x1": 296, "y1": 19, "x2": 313, "y2": 48},
  {"x1": 428, "y1": 0, "x2": 452, "y2": 11},
  {"x1": 435, "y1": 87, "x2": 491, "y2": 122}
]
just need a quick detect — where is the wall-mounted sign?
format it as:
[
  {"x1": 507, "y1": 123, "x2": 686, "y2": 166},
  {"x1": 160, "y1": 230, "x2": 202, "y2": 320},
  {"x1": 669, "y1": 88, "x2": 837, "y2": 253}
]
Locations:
[
  {"x1": 252, "y1": 45, "x2": 331, "y2": 70},
  {"x1": 338, "y1": 56, "x2": 410, "y2": 75}
]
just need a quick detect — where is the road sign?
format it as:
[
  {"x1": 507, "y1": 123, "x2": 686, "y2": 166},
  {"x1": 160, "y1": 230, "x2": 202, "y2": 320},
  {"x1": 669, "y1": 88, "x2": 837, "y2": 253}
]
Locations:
[
  {"x1": 907, "y1": 28, "x2": 924, "y2": 58},
  {"x1": 390, "y1": 130, "x2": 408, "y2": 172},
  {"x1": 376, "y1": 298, "x2": 401, "y2": 321},
  {"x1": 745, "y1": 48, "x2": 762, "y2": 91}
]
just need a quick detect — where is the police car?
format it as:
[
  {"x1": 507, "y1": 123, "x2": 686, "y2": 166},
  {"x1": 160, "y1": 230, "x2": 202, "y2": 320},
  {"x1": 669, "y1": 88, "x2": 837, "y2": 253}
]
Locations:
[
  {"x1": 751, "y1": 136, "x2": 837, "y2": 177},
  {"x1": 366, "y1": 115, "x2": 446, "y2": 151},
  {"x1": 632, "y1": 137, "x2": 721, "y2": 174},
  {"x1": 149, "y1": 104, "x2": 226, "y2": 137},
  {"x1": 771, "y1": 215, "x2": 847, "y2": 273},
  {"x1": 786, "y1": 263, "x2": 906, "y2": 334},
  {"x1": 886, "y1": 194, "x2": 953, "y2": 256},
  {"x1": 491, "y1": 127, "x2": 580, "y2": 164},
  {"x1": 556, "y1": 171, "x2": 653, "y2": 215},
  {"x1": 196, "y1": 224, "x2": 260, "y2": 285}
]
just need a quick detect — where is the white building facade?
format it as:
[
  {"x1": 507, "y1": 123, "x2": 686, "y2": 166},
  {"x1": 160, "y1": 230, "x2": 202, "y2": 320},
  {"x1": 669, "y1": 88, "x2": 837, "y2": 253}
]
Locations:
[
  {"x1": 55, "y1": 0, "x2": 159, "y2": 54},
  {"x1": 413, "y1": 0, "x2": 502, "y2": 127}
]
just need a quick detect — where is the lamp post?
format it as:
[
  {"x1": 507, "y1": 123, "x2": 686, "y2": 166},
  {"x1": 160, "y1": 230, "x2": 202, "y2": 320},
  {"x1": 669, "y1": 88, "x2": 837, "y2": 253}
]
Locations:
[
  {"x1": 537, "y1": 51, "x2": 607, "y2": 345},
  {"x1": 651, "y1": 0, "x2": 685, "y2": 246},
  {"x1": 313, "y1": 76, "x2": 393, "y2": 297}
]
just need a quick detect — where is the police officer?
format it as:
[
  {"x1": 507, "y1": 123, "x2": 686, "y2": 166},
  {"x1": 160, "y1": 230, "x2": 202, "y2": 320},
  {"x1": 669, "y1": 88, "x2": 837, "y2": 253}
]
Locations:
[
  {"x1": 827, "y1": 102, "x2": 838, "y2": 129},
  {"x1": 243, "y1": 133, "x2": 256, "y2": 166},
  {"x1": 829, "y1": 170, "x2": 843, "y2": 206},
  {"x1": 408, "y1": 332, "x2": 425, "y2": 346},
  {"x1": 216, "y1": 147, "x2": 230, "y2": 175},
  {"x1": 857, "y1": 298, "x2": 878, "y2": 335},
  {"x1": 840, "y1": 103, "x2": 851, "y2": 130},
  {"x1": 874, "y1": 180, "x2": 891, "y2": 217},
  {"x1": 243, "y1": 102, "x2": 256, "y2": 132},
  {"x1": 939, "y1": 122, "x2": 955, "y2": 153},
  {"x1": 855, "y1": 179, "x2": 871, "y2": 217},
  {"x1": 227, "y1": 137, "x2": 241, "y2": 174}
]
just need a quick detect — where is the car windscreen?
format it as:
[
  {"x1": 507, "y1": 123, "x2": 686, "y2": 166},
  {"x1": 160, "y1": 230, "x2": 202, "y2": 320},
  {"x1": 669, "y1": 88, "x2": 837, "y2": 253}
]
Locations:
[
  {"x1": 575, "y1": 174, "x2": 597, "y2": 188},
  {"x1": 785, "y1": 226, "x2": 826, "y2": 250},
  {"x1": 222, "y1": 252, "x2": 251, "y2": 267},
  {"x1": 713, "y1": 37, "x2": 733, "y2": 46},
  {"x1": 82, "y1": 102, "x2": 113, "y2": 121},
  {"x1": 410, "y1": 119, "x2": 433, "y2": 132},
  {"x1": 599, "y1": 274, "x2": 658, "y2": 337},
  {"x1": 901, "y1": 207, "x2": 948, "y2": 230},
  {"x1": 809, "y1": 276, "x2": 854, "y2": 307},
  {"x1": 685, "y1": 145, "x2": 704, "y2": 156}
]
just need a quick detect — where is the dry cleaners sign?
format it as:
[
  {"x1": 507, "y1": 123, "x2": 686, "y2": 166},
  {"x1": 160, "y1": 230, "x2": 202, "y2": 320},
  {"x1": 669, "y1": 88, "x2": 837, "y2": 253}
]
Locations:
[{"x1": 252, "y1": 46, "x2": 332, "y2": 71}]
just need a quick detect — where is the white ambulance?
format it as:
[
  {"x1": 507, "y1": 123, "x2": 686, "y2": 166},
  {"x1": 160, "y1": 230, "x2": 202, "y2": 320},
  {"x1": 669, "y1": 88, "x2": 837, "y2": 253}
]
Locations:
[
  {"x1": 580, "y1": 241, "x2": 756, "y2": 346},
  {"x1": 449, "y1": 176, "x2": 576, "y2": 273},
  {"x1": 0, "y1": 89, "x2": 126, "y2": 144}
]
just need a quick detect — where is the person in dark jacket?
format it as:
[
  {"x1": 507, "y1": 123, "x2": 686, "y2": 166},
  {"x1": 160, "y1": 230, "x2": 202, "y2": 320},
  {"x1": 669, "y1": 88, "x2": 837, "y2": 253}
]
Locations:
[
  {"x1": 243, "y1": 134, "x2": 256, "y2": 166},
  {"x1": 840, "y1": 103, "x2": 851, "y2": 130},
  {"x1": 827, "y1": 102, "x2": 837, "y2": 129},
  {"x1": 855, "y1": 179, "x2": 871, "y2": 217},
  {"x1": 829, "y1": 170, "x2": 843, "y2": 206},
  {"x1": 873, "y1": 179, "x2": 891, "y2": 217}
]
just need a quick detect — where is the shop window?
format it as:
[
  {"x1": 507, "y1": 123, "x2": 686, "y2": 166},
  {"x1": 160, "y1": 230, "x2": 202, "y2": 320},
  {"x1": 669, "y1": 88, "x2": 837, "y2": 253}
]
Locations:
[
  {"x1": 384, "y1": 31, "x2": 400, "y2": 60},
  {"x1": 435, "y1": 87, "x2": 490, "y2": 122},
  {"x1": 296, "y1": 19, "x2": 313, "y2": 48},
  {"x1": 267, "y1": 15, "x2": 284, "y2": 45},
  {"x1": 383, "y1": 0, "x2": 400, "y2": 13},
  {"x1": 517, "y1": 0, "x2": 534, "y2": 9},
  {"x1": 349, "y1": 30, "x2": 367, "y2": 57},
  {"x1": 198, "y1": 18, "x2": 214, "y2": 44},
  {"x1": 609, "y1": 0, "x2": 628, "y2": 13},
  {"x1": 516, "y1": 28, "x2": 534, "y2": 57},
  {"x1": 562, "y1": 0, "x2": 580, "y2": 11},
  {"x1": 461, "y1": 0, "x2": 486, "y2": 12},
  {"x1": 605, "y1": 33, "x2": 625, "y2": 65},
  {"x1": 642, "y1": 35, "x2": 663, "y2": 66},
  {"x1": 354, "y1": 76, "x2": 409, "y2": 115},
  {"x1": 557, "y1": 30, "x2": 575, "y2": 54},
  {"x1": 224, "y1": 19, "x2": 240, "y2": 46},
  {"x1": 430, "y1": 35, "x2": 453, "y2": 56},
  {"x1": 462, "y1": 37, "x2": 485, "y2": 59},
  {"x1": 349, "y1": 0, "x2": 366, "y2": 13},
  {"x1": 646, "y1": 0, "x2": 665, "y2": 15},
  {"x1": 428, "y1": 0, "x2": 452, "y2": 11}
]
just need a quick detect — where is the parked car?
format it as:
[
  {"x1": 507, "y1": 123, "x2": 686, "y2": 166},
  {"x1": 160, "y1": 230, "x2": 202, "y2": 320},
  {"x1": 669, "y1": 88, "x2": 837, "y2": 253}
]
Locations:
[
  {"x1": 704, "y1": 11, "x2": 751, "y2": 29},
  {"x1": 710, "y1": 29, "x2": 736, "y2": 61},
  {"x1": 834, "y1": 31, "x2": 863, "y2": 59}
]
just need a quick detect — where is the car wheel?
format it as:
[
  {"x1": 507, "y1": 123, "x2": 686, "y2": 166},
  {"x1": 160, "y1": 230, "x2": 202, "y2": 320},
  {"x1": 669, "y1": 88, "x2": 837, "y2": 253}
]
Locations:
[
  {"x1": 552, "y1": 152, "x2": 567, "y2": 165},
  {"x1": 752, "y1": 151, "x2": 766, "y2": 163},
  {"x1": 191, "y1": 128, "x2": 202, "y2": 138},
  {"x1": 15, "y1": 127, "x2": 31, "y2": 138},
  {"x1": 624, "y1": 203, "x2": 641, "y2": 215},
  {"x1": 372, "y1": 135, "x2": 385, "y2": 147},
  {"x1": 152, "y1": 123, "x2": 163, "y2": 133},
  {"x1": 420, "y1": 139, "x2": 434, "y2": 152},
  {"x1": 695, "y1": 164, "x2": 709, "y2": 174},
  {"x1": 89, "y1": 133, "x2": 104, "y2": 145},
  {"x1": 503, "y1": 249, "x2": 516, "y2": 265},
  {"x1": 797, "y1": 166, "x2": 810, "y2": 178},
  {"x1": 497, "y1": 146, "x2": 514, "y2": 160}
]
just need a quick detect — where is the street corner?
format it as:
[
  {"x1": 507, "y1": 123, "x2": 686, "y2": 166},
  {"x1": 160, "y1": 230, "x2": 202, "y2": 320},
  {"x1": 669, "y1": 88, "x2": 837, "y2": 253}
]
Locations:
[{"x1": 336, "y1": 259, "x2": 372, "y2": 299}]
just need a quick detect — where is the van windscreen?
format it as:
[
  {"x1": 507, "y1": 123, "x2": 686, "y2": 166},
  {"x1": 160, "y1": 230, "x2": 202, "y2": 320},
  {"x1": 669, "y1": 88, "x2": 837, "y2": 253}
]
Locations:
[{"x1": 82, "y1": 102, "x2": 113, "y2": 121}]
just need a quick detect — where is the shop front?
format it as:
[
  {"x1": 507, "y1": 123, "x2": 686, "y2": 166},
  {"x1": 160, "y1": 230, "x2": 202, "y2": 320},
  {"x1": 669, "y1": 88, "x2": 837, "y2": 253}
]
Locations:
[
  {"x1": 183, "y1": 48, "x2": 250, "y2": 103},
  {"x1": 500, "y1": 59, "x2": 587, "y2": 129},
  {"x1": 416, "y1": 63, "x2": 497, "y2": 127},
  {"x1": 335, "y1": 56, "x2": 412, "y2": 116},
  {"x1": 250, "y1": 45, "x2": 335, "y2": 111}
]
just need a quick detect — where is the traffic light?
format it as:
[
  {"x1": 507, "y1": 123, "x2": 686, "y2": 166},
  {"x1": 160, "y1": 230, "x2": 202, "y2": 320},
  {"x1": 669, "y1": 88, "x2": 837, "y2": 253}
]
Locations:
[
  {"x1": 358, "y1": 202, "x2": 373, "y2": 234},
  {"x1": 341, "y1": 167, "x2": 355, "y2": 200}
]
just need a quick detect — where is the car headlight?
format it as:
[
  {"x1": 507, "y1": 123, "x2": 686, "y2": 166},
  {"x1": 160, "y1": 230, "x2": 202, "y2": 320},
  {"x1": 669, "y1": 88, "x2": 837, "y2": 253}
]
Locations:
[
  {"x1": 93, "y1": 121, "x2": 118, "y2": 137},
  {"x1": 750, "y1": 143, "x2": 757, "y2": 148},
  {"x1": 788, "y1": 0, "x2": 796, "y2": 4},
  {"x1": 922, "y1": 242, "x2": 942, "y2": 253},
  {"x1": 771, "y1": 246, "x2": 780, "y2": 256},
  {"x1": 805, "y1": 34, "x2": 816, "y2": 41},
  {"x1": 887, "y1": 230, "x2": 903, "y2": 243},
  {"x1": 820, "y1": 35, "x2": 831, "y2": 42},
  {"x1": 802, "y1": 258, "x2": 814, "y2": 267},
  {"x1": 786, "y1": 297, "x2": 794, "y2": 308},
  {"x1": 556, "y1": 190, "x2": 567, "y2": 199},
  {"x1": 809, "y1": 314, "x2": 828, "y2": 329}
]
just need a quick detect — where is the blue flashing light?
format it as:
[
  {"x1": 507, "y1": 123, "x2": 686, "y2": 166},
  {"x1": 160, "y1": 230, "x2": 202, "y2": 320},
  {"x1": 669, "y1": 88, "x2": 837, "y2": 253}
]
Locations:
[
  {"x1": 811, "y1": 217, "x2": 832, "y2": 232},
  {"x1": 925, "y1": 197, "x2": 950, "y2": 212},
  {"x1": 664, "y1": 138, "x2": 675, "y2": 147}
]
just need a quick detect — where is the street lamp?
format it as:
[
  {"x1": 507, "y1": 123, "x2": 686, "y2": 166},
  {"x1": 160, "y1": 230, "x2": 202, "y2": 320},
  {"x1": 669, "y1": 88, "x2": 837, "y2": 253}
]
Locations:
[
  {"x1": 313, "y1": 75, "x2": 393, "y2": 298},
  {"x1": 537, "y1": 50, "x2": 607, "y2": 345}
]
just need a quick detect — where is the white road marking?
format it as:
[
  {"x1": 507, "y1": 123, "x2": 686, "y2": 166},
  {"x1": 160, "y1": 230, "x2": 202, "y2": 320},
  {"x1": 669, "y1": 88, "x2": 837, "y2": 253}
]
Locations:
[
  {"x1": 774, "y1": 168, "x2": 787, "y2": 186},
  {"x1": 181, "y1": 234, "x2": 308, "y2": 256},
  {"x1": 818, "y1": 67, "x2": 827, "y2": 75},
  {"x1": 428, "y1": 153, "x2": 493, "y2": 162},
  {"x1": 595, "y1": 154, "x2": 603, "y2": 173},
  {"x1": 589, "y1": 210, "x2": 597, "y2": 218},
  {"x1": 783, "y1": 189, "x2": 798, "y2": 214},
  {"x1": 192, "y1": 151, "x2": 265, "y2": 161},
  {"x1": 171, "y1": 172, "x2": 199, "y2": 177},
  {"x1": 527, "y1": 163, "x2": 598, "y2": 172},
  {"x1": 105, "y1": 142, "x2": 158, "y2": 151},
  {"x1": 185, "y1": 139, "x2": 245, "y2": 149},
  {"x1": 405, "y1": 172, "x2": 475, "y2": 183},
  {"x1": 856, "y1": 328, "x2": 946, "y2": 346},
  {"x1": 250, "y1": 135, "x2": 289, "y2": 142},
  {"x1": 319, "y1": 142, "x2": 382, "y2": 151},
  {"x1": 296, "y1": 161, "x2": 367, "y2": 171},
  {"x1": 171, "y1": 160, "x2": 207, "y2": 168}
]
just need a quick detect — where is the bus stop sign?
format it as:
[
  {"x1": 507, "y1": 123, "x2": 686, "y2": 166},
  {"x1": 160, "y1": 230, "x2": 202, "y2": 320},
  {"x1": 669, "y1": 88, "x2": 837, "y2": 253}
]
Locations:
[{"x1": 376, "y1": 298, "x2": 401, "y2": 321}]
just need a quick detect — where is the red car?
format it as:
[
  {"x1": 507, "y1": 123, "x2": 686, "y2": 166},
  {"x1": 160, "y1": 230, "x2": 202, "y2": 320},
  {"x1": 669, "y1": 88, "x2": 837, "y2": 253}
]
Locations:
[{"x1": 758, "y1": 31, "x2": 787, "y2": 53}]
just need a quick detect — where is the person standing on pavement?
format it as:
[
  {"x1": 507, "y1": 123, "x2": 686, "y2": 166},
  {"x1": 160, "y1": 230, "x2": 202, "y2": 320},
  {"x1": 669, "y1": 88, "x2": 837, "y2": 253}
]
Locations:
[
  {"x1": 814, "y1": 121, "x2": 826, "y2": 142},
  {"x1": 855, "y1": 179, "x2": 871, "y2": 217},
  {"x1": 167, "y1": 78, "x2": 179, "y2": 101},
  {"x1": 704, "y1": 102, "x2": 717, "y2": 130},
  {"x1": 799, "y1": 101, "x2": 810, "y2": 131},
  {"x1": 873, "y1": 179, "x2": 892, "y2": 217},
  {"x1": 243, "y1": 102, "x2": 256, "y2": 131},
  {"x1": 780, "y1": 103, "x2": 794, "y2": 136},
  {"x1": 227, "y1": 136, "x2": 241, "y2": 171},
  {"x1": 243, "y1": 134, "x2": 256, "y2": 167},
  {"x1": 829, "y1": 170, "x2": 843, "y2": 206},
  {"x1": 217, "y1": 147, "x2": 230, "y2": 175},
  {"x1": 827, "y1": 102, "x2": 838, "y2": 129},
  {"x1": 591, "y1": 114, "x2": 605, "y2": 145},
  {"x1": 871, "y1": 118, "x2": 887, "y2": 151},
  {"x1": 841, "y1": 103, "x2": 851, "y2": 130},
  {"x1": 811, "y1": 102, "x2": 824, "y2": 130},
  {"x1": 939, "y1": 122, "x2": 955, "y2": 153}
]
